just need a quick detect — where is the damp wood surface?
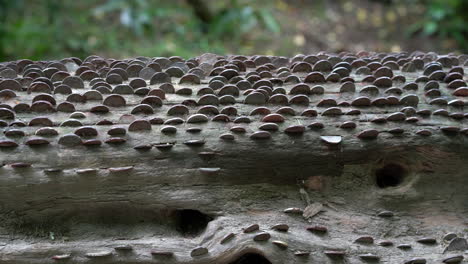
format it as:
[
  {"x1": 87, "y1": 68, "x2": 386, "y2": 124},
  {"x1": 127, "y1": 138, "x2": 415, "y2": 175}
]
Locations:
[{"x1": 0, "y1": 52, "x2": 467, "y2": 263}]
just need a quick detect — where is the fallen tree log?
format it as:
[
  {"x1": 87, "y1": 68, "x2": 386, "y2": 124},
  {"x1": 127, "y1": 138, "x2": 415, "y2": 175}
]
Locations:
[{"x1": 0, "y1": 52, "x2": 467, "y2": 263}]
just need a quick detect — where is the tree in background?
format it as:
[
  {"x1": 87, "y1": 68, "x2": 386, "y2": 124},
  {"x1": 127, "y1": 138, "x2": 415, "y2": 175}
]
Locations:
[
  {"x1": 0, "y1": 0, "x2": 279, "y2": 61},
  {"x1": 0, "y1": 0, "x2": 466, "y2": 61}
]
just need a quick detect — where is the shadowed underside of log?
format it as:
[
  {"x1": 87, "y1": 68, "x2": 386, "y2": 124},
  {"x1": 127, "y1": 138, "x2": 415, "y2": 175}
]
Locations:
[{"x1": 0, "y1": 52, "x2": 467, "y2": 263}]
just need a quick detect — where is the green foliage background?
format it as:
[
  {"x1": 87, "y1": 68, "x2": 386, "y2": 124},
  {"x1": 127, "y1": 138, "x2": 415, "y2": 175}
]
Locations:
[
  {"x1": 0, "y1": 0, "x2": 466, "y2": 61},
  {"x1": 409, "y1": 0, "x2": 468, "y2": 49}
]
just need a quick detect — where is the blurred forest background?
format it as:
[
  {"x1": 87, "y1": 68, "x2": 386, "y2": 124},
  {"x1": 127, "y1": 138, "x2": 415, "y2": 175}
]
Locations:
[{"x1": 0, "y1": 0, "x2": 467, "y2": 61}]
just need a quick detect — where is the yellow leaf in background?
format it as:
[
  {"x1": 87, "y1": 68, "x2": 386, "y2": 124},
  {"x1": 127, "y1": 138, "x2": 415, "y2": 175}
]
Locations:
[
  {"x1": 386, "y1": 10, "x2": 396, "y2": 23},
  {"x1": 87, "y1": 36, "x2": 97, "y2": 46},
  {"x1": 357, "y1": 8, "x2": 367, "y2": 24},
  {"x1": 245, "y1": 45, "x2": 254, "y2": 54},
  {"x1": 167, "y1": 42, "x2": 176, "y2": 52},
  {"x1": 372, "y1": 12, "x2": 382, "y2": 27},
  {"x1": 391, "y1": 45, "x2": 401, "y2": 53},
  {"x1": 293, "y1": 34, "x2": 305, "y2": 47},
  {"x1": 327, "y1": 32, "x2": 337, "y2": 42},
  {"x1": 276, "y1": 0, "x2": 288, "y2": 11},
  {"x1": 343, "y1": 1, "x2": 353, "y2": 13},
  {"x1": 397, "y1": 6, "x2": 407, "y2": 17}
]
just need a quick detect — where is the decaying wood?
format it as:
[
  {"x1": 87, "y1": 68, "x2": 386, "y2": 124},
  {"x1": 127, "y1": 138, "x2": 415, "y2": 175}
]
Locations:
[{"x1": 0, "y1": 52, "x2": 467, "y2": 263}]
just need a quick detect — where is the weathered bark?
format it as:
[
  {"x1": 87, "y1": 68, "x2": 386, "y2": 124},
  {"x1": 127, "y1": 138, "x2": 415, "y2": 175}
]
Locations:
[{"x1": 0, "y1": 52, "x2": 467, "y2": 263}]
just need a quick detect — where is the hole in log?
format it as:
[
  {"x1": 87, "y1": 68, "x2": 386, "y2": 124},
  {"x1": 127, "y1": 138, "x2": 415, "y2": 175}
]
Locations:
[
  {"x1": 229, "y1": 253, "x2": 272, "y2": 264},
  {"x1": 2, "y1": 206, "x2": 214, "y2": 238},
  {"x1": 375, "y1": 163, "x2": 406, "y2": 188},
  {"x1": 174, "y1": 209, "x2": 213, "y2": 236}
]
